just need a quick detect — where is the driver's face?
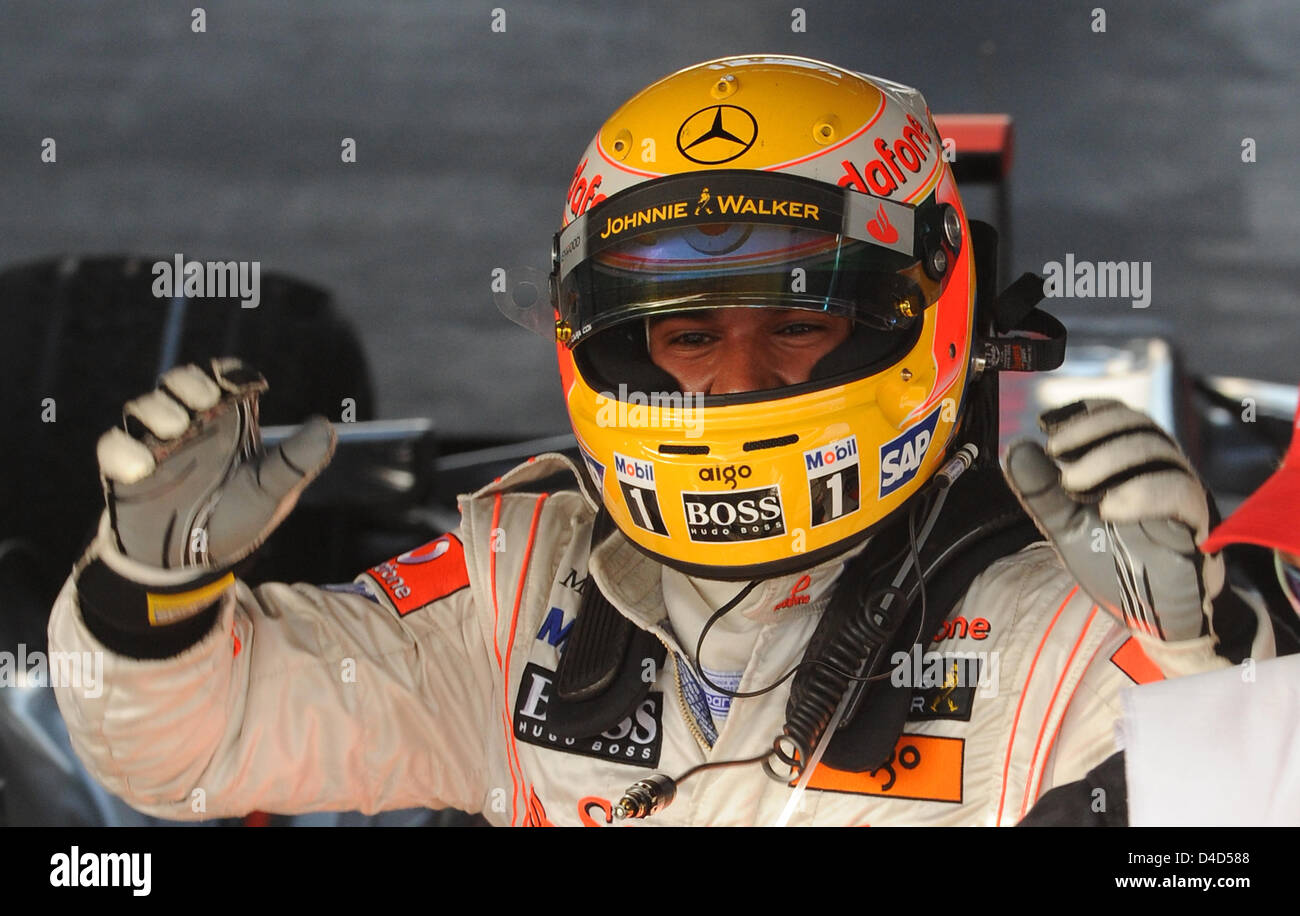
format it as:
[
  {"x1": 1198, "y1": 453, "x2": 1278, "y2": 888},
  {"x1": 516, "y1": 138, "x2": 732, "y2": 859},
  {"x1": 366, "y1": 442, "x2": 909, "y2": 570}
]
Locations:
[{"x1": 647, "y1": 308, "x2": 853, "y2": 395}]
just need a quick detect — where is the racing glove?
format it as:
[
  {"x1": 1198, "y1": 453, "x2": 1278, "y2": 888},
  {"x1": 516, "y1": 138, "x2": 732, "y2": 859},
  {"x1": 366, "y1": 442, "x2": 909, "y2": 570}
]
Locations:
[
  {"x1": 1002, "y1": 399, "x2": 1221, "y2": 642},
  {"x1": 75, "y1": 358, "x2": 335, "y2": 657}
]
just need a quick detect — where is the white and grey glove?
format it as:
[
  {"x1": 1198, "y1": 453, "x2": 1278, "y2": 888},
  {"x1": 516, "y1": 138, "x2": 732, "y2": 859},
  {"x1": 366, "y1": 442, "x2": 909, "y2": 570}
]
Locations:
[
  {"x1": 1002, "y1": 399, "x2": 1219, "y2": 642},
  {"x1": 76, "y1": 358, "x2": 335, "y2": 654}
]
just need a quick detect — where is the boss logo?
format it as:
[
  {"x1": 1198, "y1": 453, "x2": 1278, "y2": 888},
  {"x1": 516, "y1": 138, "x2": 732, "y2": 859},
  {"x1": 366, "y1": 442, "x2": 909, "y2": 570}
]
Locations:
[
  {"x1": 682, "y1": 486, "x2": 785, "y2": 542},
  {"x1": 697, "y1": 464, "x2": 752, "y2": 488},
  {"x1": 514, "y1": 663, "x2": 662, "y2": 767},
  {"x1": 879, "y1": 406, "x2": 942, "y2": 497}
]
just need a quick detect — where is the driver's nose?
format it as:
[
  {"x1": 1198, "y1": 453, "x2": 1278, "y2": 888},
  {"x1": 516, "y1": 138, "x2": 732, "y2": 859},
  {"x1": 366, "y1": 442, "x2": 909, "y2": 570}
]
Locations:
[{"x1": 705, "y1": 342, "x2": 786, "y2": 395}]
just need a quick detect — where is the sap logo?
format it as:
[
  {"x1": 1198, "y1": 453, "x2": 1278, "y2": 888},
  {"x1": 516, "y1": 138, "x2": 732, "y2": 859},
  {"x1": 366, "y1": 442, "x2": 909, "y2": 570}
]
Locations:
[
  {"x1": 613, "y1": 452, "x2": 654, "y2": 483},
  {"x1": 804, "y1": 436, "x2": 859, "y2": 473},
  {"x1": 879, "y1": 406, "x2": 942, "y2": 497},
  {"x1": 536, "y1": 607, "x2": 574, "y2": 649}
]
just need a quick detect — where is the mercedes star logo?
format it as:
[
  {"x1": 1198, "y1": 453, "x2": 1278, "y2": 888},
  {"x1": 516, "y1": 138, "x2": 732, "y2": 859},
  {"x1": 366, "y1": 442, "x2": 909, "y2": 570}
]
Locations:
[{"x1": 675, "y1": 105, "x2": 758, "y2": 164}]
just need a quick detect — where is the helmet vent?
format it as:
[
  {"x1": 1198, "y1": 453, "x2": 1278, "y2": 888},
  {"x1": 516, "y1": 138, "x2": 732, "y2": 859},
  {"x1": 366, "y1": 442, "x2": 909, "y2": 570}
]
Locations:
[
  {"x1": 658, "y1": 444, "x2": 709, "y2": 455},
  {"x1": 743, "y1": 434, "x2": 799, "y2": 452}
]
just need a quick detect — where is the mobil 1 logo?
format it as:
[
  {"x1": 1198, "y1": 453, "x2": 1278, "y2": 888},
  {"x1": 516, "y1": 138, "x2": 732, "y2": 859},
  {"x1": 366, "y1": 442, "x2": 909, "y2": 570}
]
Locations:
[
  {"x1": 682, "y1": 485, "x2": 785, "y2": 542},
  {"x1": 614, "y1": 452, "x2": 668, "y2": 536},
  {"x1": 879, "y1": 405, "x2": 942, "y2": 498},
  {"x1": 803, "y1": 435, "x2": 860, "y2": 526}
]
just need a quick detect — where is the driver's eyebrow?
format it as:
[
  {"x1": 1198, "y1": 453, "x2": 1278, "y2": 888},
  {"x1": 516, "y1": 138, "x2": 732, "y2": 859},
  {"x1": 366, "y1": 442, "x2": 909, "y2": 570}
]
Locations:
[{"x1": 650, "y1": 310, "x2": 716, "y2": 327}]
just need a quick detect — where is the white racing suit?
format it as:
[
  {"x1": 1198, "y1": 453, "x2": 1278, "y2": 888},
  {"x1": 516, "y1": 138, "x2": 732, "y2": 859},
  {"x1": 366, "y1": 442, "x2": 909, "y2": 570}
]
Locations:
[{"x1": 48, "y1": 454, "x2": 1270, "y2": 826}]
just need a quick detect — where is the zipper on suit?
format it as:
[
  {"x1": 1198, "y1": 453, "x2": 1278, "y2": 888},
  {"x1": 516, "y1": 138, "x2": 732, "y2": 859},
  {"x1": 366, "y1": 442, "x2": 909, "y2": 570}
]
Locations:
[{"x1": 656, "y1": 634, "x2": 713, "y2": 753}]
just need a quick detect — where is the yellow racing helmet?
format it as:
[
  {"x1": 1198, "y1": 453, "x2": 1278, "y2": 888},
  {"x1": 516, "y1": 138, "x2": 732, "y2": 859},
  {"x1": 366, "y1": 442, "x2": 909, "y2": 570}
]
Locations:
[{"x1": 548, "y1": 55, "x2": 975, "y2": 580}]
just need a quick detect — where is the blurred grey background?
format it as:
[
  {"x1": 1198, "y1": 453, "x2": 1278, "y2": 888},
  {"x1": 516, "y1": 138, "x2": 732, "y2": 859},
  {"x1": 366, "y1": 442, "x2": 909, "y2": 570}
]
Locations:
[{"x1": 3, "y1": 0, "x2": 1297, "y2": 435}]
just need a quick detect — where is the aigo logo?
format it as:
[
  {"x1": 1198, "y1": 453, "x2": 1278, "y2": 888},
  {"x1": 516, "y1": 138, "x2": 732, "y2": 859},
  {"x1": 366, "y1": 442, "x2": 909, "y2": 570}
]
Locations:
[
  {"x1": 879, "y1": 406, "x2": 942, "y2": 498},
  {"x1": 697, "y1": 464, "x2": 752, "y2": 489}
]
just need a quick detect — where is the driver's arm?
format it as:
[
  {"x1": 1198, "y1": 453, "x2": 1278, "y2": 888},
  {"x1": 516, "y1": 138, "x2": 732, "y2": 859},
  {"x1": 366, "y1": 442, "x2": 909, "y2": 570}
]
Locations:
[{"x1": 48, "y1": 535, "x2": 495, "y2": 820}]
